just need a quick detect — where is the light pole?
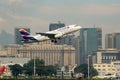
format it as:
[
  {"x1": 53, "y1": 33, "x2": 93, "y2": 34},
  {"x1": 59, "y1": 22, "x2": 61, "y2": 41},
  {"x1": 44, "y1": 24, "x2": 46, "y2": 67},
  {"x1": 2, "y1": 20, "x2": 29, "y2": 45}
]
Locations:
[
  {"x1": 61, "y1": 66, "x2": 65, "y2": 79},
  {"x1": 88, "y1": 55, "x2": 90, "y2": 79},
  {"x1": 30, "y1": 47, "x2": 36, "y2": 78},
  {"x1": 31, "y1": 47, "x2": 36, "y2": 78},
  {"x1": 34, "y1": 55, "x2": 36, "y2": 78},
  {"x1": 34, "y1": 56, "x2": 36, "y2": 78}
]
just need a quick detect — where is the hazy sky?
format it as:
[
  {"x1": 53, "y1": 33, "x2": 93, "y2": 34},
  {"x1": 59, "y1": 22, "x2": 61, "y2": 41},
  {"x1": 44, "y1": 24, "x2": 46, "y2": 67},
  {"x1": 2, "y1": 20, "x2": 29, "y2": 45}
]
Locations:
[{"x1": 0, "y1": 0, "x2": 120, "y2": 35}]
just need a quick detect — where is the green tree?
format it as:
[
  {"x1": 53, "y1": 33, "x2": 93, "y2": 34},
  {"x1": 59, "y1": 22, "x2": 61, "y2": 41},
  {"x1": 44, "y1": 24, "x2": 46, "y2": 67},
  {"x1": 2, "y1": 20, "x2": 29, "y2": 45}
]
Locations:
[
  {"x1": 74, "y1": 64, "x2": 98, "y2": 78},
  {"x1": 9, "y1": 64, "x2": 23, "y2": 78},
  {"x1": 23, "y1": 58, "x2": 57, "y2": 77},
  {"x1": 23, "y1": 58, "x2": 44, "y2": 76},
  {"x1": 46, "y1": 65, "x2": 57, "y2": 76}
]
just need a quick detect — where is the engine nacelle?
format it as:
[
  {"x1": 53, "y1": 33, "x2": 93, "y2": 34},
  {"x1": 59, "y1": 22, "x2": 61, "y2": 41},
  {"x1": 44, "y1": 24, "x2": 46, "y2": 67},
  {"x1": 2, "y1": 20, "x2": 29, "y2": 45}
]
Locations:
[
  {"x1": 55, "y1": 33, "x2": 64, "y2": 38},
  {"x1": 62, "y1": 35, "x2": 67, "y2": 38}
]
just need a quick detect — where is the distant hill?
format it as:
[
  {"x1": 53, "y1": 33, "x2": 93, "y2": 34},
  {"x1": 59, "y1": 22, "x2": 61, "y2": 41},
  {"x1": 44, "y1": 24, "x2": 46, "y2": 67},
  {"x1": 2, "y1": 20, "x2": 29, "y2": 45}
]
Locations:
[{"x1": 0, "y1": 30, "x2": 14, "y2": 45}]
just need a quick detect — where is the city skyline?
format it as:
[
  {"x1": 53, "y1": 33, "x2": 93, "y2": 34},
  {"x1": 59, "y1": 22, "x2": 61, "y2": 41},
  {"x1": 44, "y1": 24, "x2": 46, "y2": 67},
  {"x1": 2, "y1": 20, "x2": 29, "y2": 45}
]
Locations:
[{"x1": 0, "y1": 0, "x2": 120, "y2": 35}]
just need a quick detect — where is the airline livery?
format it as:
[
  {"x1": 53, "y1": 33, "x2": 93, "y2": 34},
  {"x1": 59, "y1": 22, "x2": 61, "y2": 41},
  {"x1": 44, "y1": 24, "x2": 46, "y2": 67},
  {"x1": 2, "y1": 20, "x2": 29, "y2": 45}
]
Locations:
[{"x1": 19, "y1": 25, "x2": 81, "y2": 43}]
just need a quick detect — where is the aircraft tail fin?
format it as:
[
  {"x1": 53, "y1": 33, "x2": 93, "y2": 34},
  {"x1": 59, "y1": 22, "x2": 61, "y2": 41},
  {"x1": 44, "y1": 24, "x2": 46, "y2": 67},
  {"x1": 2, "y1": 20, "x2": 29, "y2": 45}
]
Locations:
[{"x1": 19, "y1": 29, "x2": 36, "y2": 40}]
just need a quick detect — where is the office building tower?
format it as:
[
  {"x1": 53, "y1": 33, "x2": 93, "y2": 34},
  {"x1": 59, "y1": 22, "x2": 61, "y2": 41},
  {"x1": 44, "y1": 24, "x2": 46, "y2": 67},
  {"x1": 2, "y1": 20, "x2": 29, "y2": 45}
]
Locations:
[
  {"x1": 79, "y1": 27, "x2": 102, "y2": 65},
  {"x1": 49, "y1": 21, "x2": 65, "y2": 31},
  {"x1": 105, "y1": 33, "x2": 120, "y2": 50},
  {"x1": 92, "y1": 49, "x2": 120, "y2": 64},
  {"x1": 14, "y1": 27, "x2": 30, "y2": 44},
  {"x1": 72, "y1": 36, "x2": 80, "y2": 65}
]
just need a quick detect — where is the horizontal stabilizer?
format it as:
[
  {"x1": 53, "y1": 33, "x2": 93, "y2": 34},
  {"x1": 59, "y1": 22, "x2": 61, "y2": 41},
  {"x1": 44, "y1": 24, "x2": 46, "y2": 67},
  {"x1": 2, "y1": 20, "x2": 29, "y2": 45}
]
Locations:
[{"x1": 20, "y1": 40, "x2": 38, "y2": 43}]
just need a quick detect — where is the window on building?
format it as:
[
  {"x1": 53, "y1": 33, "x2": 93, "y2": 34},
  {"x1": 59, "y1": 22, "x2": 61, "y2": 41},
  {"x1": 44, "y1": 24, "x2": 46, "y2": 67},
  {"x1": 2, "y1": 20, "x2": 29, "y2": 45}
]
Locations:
[
  {"x1": 111, "y1": 56, "x2": 113, "y2": 59},
  {"x1": 103, "y1": 56, "x2": 105, "y2": 59},
  {"x1": 103, "y1": 65, "x2": 105, "y2": 67},
  {"x1": 108, "y1": 65, "x2": 111, "y2": 67},
  {"x1": 109, "y1": 56, "x2": 111, "y2": 59},
  {"x1": 114, "y1": 56, "x2": 116, "y2": 59},
  {"x1": 105, "y1": 56, "x2": 108, "y2": 59},
  {"x1": 108, "y1": 69, "x2": 111, "y2": 71},
  {"x1": 98, "y1": 65, "x2": 101, "y2": 67},
  {"x1": 94, "y1": 65, "x2": 96, "y2": 67}
]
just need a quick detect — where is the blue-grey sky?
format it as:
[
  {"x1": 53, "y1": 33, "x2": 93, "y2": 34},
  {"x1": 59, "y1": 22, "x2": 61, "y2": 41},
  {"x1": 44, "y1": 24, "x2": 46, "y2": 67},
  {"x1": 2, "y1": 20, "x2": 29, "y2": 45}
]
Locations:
[{"x1": 0, "y1": 0, "x2": 120, "y2": 35}]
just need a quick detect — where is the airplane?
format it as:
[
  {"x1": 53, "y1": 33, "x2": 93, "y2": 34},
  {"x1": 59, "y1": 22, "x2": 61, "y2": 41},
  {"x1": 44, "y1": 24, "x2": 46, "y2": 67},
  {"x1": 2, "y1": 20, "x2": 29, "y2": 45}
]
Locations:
[
  {"x1": 0, "y1": 65, "x2": 5, "y2": 75},
  {"x1": 19, "y1": 24, "x2": 82, "y2": 43}
]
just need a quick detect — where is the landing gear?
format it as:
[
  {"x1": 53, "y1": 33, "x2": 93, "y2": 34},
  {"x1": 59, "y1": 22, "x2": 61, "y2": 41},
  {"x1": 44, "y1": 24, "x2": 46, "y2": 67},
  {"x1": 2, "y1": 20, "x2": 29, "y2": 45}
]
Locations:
[
  {"x1": 51, "y1": 40, "x2": 54, "y2": 42},
  {"x1": 51, "y1": 39, "x2": 57, "y2": 43},
  {"x1": 58, "y1": 38, "x2": 61, "y2": 40},
  {"x1": 54, "y1": 40, "x2": 57, "y2": 43}
]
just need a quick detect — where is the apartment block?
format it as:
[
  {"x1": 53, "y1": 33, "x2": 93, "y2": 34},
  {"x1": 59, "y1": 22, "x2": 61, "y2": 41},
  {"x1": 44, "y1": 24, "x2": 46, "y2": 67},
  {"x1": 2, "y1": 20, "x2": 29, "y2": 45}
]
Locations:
[{"x1": 93, "y1": 61, "x2": 120, "y2": 76}]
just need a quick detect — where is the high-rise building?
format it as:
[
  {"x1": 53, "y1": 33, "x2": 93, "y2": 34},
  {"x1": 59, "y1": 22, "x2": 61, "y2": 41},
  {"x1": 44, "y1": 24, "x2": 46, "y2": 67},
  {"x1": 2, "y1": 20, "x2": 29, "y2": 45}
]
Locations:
[
  {"x1": 49, "y1": 21, "x2": 65, "y2": 31},
  {"x1": 78, "y1": 27, "x2": 102, "y2": 65},
  {"x1": 105, "y1": 33, "x2": 120, "y2": 50},
  {"x1": 14, "y1": 27, "x2": 30, "y2": 44},
  {"x1": 72, "y1": 36, "x2": 80, "y2": 65}
]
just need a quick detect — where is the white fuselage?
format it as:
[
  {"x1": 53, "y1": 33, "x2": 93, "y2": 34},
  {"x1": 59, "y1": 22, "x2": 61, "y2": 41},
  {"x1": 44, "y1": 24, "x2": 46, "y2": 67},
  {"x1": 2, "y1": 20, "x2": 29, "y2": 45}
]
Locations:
[{"x1": 34, "y1": 25, "x2": 81, "y2": 42}]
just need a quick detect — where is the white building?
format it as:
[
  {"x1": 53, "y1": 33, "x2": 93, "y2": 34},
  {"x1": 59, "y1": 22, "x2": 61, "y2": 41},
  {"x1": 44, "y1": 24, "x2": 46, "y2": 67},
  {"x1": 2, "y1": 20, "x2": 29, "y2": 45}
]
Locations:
[{"x1": 93, "y1": 61, "x2": 120, "y2": 76}]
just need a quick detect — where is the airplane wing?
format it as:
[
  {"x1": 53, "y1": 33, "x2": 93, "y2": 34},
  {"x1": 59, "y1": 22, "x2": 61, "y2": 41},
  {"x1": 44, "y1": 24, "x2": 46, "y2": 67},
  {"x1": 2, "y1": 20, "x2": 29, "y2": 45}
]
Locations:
[{"x1": 36, "y1": 32, "x2": 56, "y2": 39}]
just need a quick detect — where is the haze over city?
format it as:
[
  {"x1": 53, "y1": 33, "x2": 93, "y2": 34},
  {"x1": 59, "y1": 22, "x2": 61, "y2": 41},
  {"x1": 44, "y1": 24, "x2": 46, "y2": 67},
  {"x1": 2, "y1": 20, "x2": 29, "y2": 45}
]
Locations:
[
  {"x1": 0, "y1": 0, "x2": 120, "y2": 35},
  {"x1": 1, "y1": 1, "x2": 120, "y2": 79}
]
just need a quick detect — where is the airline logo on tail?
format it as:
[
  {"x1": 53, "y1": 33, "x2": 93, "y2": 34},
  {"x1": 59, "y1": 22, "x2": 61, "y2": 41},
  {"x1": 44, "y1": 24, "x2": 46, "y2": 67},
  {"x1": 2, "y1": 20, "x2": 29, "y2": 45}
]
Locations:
[{"x1": 19, "y1": 29, "x2": 37, "y2": 40}]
